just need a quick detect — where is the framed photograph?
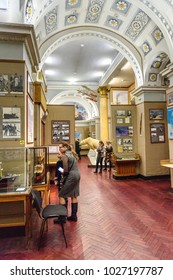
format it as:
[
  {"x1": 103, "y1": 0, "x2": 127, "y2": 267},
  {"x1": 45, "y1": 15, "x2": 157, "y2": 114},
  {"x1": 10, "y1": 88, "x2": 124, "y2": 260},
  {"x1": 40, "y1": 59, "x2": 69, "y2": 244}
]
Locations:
[
  {"x1": 150, "y1": 123, "x2": 165, "y2": 143},
  {"x1": 0, "y1": 74, "x2": 9, "y2": 95},
  {"x1": 167, "y1": 93, "x2": 173, "y2": 107},
  {"x1": 149, "y1": 109, "x2": 164, "y2": 120},
  {"x1": 9, "y1": 73, "x2": 23, "y2": 94},
  {"x1": 112, "y1": 90, "x2": 129, "y2": 104},
  {"x1": 2, "y1": 107, "x2": 21, "y2": 139},
  {"x1": 116, "y1": 126, "x2": 129, "y2": 137},
  {"x1": 27, "y1": 96, "x2": 34, "y2": 143},
  {"x1": 116, "y1": 110, "x2": 126, "y2": 117},
  {"x1": 27, "y1": 72, "x2": 34, "y2": 100},
  {"x1": 49, "y1": 146, "x2": 59, "y2": 154},
  {"x1": 167, "y1": 107, "x2": 173, "y2": 139},
  {"x1": 51, "y1": 120, "x2": 70, "y2": 144}
]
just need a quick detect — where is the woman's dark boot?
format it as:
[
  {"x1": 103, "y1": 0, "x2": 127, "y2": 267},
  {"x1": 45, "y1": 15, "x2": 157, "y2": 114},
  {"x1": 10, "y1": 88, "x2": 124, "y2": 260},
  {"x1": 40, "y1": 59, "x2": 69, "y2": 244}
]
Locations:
[{"x1": 67, "y1": 203, "x2": 78, "y2": 222}]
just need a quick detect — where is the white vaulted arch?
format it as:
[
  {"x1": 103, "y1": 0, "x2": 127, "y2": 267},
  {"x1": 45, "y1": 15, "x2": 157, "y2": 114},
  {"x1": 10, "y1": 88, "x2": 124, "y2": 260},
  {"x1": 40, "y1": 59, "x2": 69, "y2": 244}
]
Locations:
[
  {"x1": 49, "y1": 90, "x2": 99, "y2": 119},
  {"x1": 39, "y1": 26, "x2": 144, "y2": 87}
]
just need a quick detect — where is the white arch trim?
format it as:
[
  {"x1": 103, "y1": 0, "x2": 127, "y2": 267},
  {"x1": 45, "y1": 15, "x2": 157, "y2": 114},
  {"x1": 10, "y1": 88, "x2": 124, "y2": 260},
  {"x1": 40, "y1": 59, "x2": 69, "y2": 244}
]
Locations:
[
  {"x1": 49, "y1": 90, "x2": 99, "y2": 119},
  {"x1": 39, "y1": 26, "x2": 144, "y2": 87}
]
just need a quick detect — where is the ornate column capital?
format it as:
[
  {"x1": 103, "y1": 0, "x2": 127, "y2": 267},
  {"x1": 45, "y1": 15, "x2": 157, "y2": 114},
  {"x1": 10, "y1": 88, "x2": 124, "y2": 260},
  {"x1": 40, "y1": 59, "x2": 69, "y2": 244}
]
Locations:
[{"x1": 98, "y1": 86, "x2": 110, "y2": 97}]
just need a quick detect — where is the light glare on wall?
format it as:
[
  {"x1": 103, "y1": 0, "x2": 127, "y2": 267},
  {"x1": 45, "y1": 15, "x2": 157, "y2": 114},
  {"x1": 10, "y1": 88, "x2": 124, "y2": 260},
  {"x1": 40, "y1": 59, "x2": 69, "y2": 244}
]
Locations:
[{"x1": 45, "y1": 70, "x2": 55, "y2": 76}]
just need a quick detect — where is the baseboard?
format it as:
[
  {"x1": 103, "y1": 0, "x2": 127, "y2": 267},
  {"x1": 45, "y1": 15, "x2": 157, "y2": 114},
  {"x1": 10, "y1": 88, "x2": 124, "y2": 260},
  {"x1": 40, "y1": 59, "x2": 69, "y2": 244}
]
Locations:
[{"x1": 138, "y1": 174, "x2": 170, "y2": 180}]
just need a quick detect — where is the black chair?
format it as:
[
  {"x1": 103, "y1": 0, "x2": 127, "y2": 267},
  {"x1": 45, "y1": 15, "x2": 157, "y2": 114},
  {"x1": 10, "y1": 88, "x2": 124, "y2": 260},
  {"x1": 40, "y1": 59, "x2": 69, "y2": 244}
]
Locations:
[{"x1": 31, "y1": 190, "x2": 68, "y2": 250}]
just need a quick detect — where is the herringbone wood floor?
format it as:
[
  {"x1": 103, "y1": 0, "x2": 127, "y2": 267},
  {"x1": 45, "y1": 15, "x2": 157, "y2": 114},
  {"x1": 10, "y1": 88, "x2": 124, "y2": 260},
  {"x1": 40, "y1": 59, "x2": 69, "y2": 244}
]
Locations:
[{"x1": 1, "y1": 156, "x2": 173, "y2": 260}]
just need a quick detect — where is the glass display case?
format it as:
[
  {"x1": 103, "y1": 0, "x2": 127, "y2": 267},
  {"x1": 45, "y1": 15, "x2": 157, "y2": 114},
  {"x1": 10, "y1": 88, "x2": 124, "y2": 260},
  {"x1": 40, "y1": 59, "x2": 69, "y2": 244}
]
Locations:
[
  {"x1": 27, "y1": 146, "x2": 48, "y2": 186},
  {"x1": 0, "y1": 146, "x2": 48, "y2": 237},
  {"x1": 0, "y1": 147, "x2": 30, "y2": 193}
]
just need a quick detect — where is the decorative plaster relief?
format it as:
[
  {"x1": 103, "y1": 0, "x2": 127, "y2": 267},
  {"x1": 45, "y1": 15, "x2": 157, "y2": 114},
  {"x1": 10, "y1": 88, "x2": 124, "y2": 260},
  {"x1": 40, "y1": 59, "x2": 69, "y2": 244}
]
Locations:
[
  {"x1": 44, "y1": 6, "x2": 58, "y2": 35},
  {"x1": 35, "y1": 0, "x2": 54, "y2": 22},
  {"x1": 65, "y1": 13, "x2": 78, "y2": 25},
  {"x1": 148, "y1": 73, "x2": 158, "y2": 82},
  {"x1": 85, "y1": 0, "x2": 105, "y2": 23},
  {"x1": 139, "y1": 0, "x2": 173, "y2": 40},
  {"x1": 151, "y1": 27, "x2": 163, "y2": 45},
  {"x1": 125, "y1": 9, "x2": 150, "y2": 41},
  {"x1": 111, "y1": 0, "x2": 131, "y2": 14},
  {"x1": 105, "y1": 16, "x2": 123, "y2": 30},
  {"x1": 140, "y1": 41, "x2": 152, "y2": 56},
  {"x1": 25, "y1": 0, "x2": 34, "y2": 23},
  {"x1": 66, "y1": 0, "x2": 81, "y2": 9}
]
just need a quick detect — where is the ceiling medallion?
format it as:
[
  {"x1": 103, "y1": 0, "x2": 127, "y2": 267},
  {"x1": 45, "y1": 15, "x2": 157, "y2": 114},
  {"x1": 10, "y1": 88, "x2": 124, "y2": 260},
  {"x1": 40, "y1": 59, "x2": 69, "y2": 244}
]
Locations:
[
  {"x1": 153, "y1": 29, "x2": 163, "y2": 41},
  {"x1": 67, "y1": 15, "x2": 77, "y2": 23},
  {"x1": 25, "y1": 0, "x2": 33, "y2": 22},
  {"x1": 116, "y1": 1, "x2": 127, "y2": 10},
  {"x1": 149, "y1": 73, "x2": 157, "y2": 82},
  {"x1": 109, "y1": 18, "x2": 118, "y2": 27},
  {"x1": 68, "y1": 0, "x2": 78, "y2": 5},
  {"x1": 142, "y1": 42, "x2": 151, "y2": 54}
]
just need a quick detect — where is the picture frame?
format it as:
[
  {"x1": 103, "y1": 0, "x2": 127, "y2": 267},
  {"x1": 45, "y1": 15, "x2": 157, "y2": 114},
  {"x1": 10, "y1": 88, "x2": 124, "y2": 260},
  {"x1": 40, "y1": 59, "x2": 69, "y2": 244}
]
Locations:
[
  {"x1": 51, "y1": 120, "x2": 70, "y2": 144},
  {"x1": 49, "y1": 146, "x2": 59, "y2": 154},
  {"x1": 167, "y1": 93, "x2": 173, "y2": 107},
  {"x1": 2, "y1": 106, "x2": 21, "y2": 139},
  {"x1": 167, "y1": 107, "x2": 173, "y2": 139},
  {"x1": 27, "y1": 95, "x2": 34, "y2": 143},
  {"x1": 9, "y1": 73, "x2": 23, "y2": 94},
  {"x1": 112, "y1": 90, "x2": 129, "y2": 105},
  {"x1": 149, "y1": 109, "x2": 164, "y2": 120},
  {"x1": 116, "y1": 126, "x2": 129, "y2": 137},
  {"x1": 150, "y1": 123, "x2": 165, "y2": 143},
  {"x1": 27, "y1": 72, "x2": 34, "y2": 100}
]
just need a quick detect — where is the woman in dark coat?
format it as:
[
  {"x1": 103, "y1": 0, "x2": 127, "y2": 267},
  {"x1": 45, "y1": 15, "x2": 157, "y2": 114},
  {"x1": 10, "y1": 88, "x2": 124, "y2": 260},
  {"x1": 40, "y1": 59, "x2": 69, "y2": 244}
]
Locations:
[{"x1": 54, "y1": 142, "x2": 80, "y2": 223}]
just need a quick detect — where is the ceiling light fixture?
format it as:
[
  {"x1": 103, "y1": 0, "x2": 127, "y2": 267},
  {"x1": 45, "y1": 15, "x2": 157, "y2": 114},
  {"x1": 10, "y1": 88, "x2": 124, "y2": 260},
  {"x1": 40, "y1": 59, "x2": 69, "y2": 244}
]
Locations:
[{"x1": 80, "y1": 44, "x2": 84, "y2": 47}]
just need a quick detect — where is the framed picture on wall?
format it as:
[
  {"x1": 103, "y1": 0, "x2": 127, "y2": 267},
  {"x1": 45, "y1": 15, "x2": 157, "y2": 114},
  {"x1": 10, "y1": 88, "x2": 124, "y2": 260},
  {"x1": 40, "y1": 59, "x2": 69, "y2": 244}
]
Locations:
[
  {"x1": 167, "y1": 107, "x2": 173, "y2": 139},
  {"x1": 150, "y1": 123, "x2": 165, "y2": 143},
  {"x1": 112, "y1": 90, "x2": 129, "y2": 104},
  {"x1": 2, "y1": 107, "x2": 21, "y2": 139},
  {"x1": 167, "y1": 93, "x2": 173, "y2": 107},
  {"x1": 149, "y1": 109, "x2": 164, "y2": 120},
  {"x1": 27, "y1": 95, "x2": 34, "y2": 143},
  {"x1": 51, "y1": 120, "x2": 70, "y2": 144},
  {"x1": 27, "y1": 72, "x2": 34, "y2": 100}
]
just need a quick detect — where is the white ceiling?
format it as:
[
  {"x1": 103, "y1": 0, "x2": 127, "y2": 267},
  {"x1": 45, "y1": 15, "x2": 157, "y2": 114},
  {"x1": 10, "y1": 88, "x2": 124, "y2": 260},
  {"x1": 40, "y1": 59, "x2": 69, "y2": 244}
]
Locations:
[{"x1": 1, "y1": 0, "x2": 173, "y2": 94}]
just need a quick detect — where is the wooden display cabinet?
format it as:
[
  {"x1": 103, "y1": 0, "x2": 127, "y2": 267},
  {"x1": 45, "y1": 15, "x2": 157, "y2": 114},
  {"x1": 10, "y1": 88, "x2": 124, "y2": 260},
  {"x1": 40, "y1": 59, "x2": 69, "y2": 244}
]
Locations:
[{"x1": 112, "y1": 154, "x2": 140, "y2": 178}]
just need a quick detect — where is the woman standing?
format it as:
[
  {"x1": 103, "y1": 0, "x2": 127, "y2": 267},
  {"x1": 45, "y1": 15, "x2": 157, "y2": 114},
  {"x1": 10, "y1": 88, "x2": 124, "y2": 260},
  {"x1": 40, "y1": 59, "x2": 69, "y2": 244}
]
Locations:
[
  {"x1": 54, "y1": 142, "x2": 80, "y2": 223},
  {"x1": 93, "y1": 140, "x2": 105, "y2": 174}
]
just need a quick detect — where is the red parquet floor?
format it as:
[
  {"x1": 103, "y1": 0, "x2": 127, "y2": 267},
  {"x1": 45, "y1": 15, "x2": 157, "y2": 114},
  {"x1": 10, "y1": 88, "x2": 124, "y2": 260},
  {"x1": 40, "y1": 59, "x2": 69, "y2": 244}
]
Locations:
[{"x1": 1, "y1": 156, "x2": 173, "y2": 260}]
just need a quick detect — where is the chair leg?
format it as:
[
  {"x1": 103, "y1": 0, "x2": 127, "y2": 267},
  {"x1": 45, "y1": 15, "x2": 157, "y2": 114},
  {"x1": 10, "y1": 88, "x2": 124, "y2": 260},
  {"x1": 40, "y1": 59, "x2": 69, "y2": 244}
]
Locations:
[
  {"x1": 60, "y1": 223, "x2": 68, "y2": 248},
  {"x1": 38, "y1": 219, "x2": 46, "y2": 250}
]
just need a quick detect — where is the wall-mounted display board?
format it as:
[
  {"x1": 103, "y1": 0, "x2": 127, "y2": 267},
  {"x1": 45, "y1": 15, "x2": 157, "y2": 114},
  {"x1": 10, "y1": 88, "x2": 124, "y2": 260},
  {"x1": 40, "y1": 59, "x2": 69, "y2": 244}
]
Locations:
[
  {"x1": 150, "y1": 123, "x2": 165, "y2": 143},
  {"x1": 115, "y1": 109, "x2": 133, "y2": 153},
  {"x1": 51, "y1": 120, "x2": 70, "y2": 144},
  {"x1": 0, "y1": 106, "x2": 21, "y2": 139}
]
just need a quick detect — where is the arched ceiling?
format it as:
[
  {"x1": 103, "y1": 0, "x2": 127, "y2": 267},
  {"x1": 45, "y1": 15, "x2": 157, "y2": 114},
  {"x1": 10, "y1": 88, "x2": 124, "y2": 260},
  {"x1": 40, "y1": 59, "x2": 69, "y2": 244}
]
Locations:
[
  {"x1": 21, "y1": 0, "x2": 173, "y2": 89},
  {"x1": 1, "y1": 0, "x2": 173, "y2": 92}
]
